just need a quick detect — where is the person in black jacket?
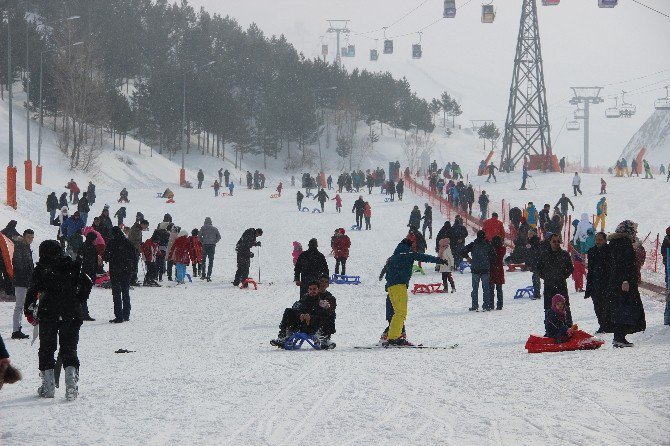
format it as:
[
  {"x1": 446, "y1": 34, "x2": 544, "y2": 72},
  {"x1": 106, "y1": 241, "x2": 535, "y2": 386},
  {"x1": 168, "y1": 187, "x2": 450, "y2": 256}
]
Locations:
[
  {"x1": 585, "y1": 232, "x2": 610, "y2": 333},
  {"x1": 537, "y1": 233, "x2": 574, "y2": 330},
  {"x1": 606, "y1": 221, "x2": 646, "y2": 347},
  {"x1": 296, "y1": 190, "x2": 304, "y2": 211},
  {"x1": 47, "y1": 192, "x2": 59, "y2": 224},
  {"x1": 352, "y1": 196, "x2": 366, "y2": 229},
  {"x1": 396, "y1": 179, "x2": 404, "y2": 201},
  {"x1": 77, "y1": 192, "x2": 90, "y2": 226},
  {"x1": 294, "y1": 238, "x2": 329, "y2": 298},
  {"x1": 422, "y1": 204, "x2": 433, "y2": 239},
  {"x1": 59, "y1": 192, "x2": 68, "y2": 210},
  {"x1": 233, "y1": 228, "x2": 263, "y2": 287},
  {"x1": 103, "y1": 227, "x2": 135, "y2": 323},
  {"x1": 450, "y1": 215, "x2": 468, "y2": 265},
  {"x1": 24, "y1": 240, "x2": 87, "y2": 400},
  {"x1": 525, "y1": 232, "x2": 544, "y2": 300},
  {"x1": 313, "y1": 188, "x2": 330, "y2": 212},
  {"x1": 435, "y1": 221, "x2": 452, "y2": 253},
  {"x1": 77, "y1": 232, "x2": 99, "y2": 322}
]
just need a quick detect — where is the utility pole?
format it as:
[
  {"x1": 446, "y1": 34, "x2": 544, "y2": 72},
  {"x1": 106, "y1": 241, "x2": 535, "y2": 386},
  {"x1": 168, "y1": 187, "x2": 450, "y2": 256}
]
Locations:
[
  {"x1": 569, "y1": 87, "x2": 603, "y2": 172},
  {"x1": 501, "y1": 0, "x2": 551, "y2": 172},
  {"x1": 326, "y1": 20, "x2": 350, "y2": 66},
  {"x1": 6, "y1": 11, "x2": 17, "y2": 209},
  {"x1": 25, "y1": 19, "x2": 32, "y2": 191}
]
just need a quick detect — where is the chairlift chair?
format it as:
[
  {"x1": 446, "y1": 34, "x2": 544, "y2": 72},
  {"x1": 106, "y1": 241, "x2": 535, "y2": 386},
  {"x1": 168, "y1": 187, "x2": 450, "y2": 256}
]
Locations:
[
  {"x1": 542, "y1": 0, "x2": 560, "y2": 5},
  {"x1": 598, "y1": 0, "x2": 618, "y2": 7},
  {"x1": 370, "y1": 49, "x2": 379, "y2": 61},
  {"x1": 654, "y1": 86, "x2": 670, "y2": 111},
  {"x1": 567, "y1": 121, "x2": 580, "y2": 131},
  {"x1": 481, "y1": 4, "x2": 496, "y2": 23},
  {"x1": 412, "y1": 44, "x2": 422, "y2": 59},
  {"x1": 384, "y1": 39, "x2": 394, "y2": 54},
  {"x1": 443, "y1": 0, "x2": 457, "y2": 18},
  {"x1": 619, "y1": 91, "x2": 636, "y2": 118},
  {"x1": 605, "y1": 98, "x2": 620, "y2": 119}
]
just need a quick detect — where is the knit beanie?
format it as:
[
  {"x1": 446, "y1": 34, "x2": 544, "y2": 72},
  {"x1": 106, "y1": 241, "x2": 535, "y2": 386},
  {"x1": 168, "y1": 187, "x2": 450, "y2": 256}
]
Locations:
[{"x1": 615, "y1": 220, "x2": 638, "y2": 237}]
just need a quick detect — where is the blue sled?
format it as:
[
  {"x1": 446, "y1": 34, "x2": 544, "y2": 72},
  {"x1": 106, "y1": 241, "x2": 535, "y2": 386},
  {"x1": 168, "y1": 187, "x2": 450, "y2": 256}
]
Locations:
[
  {"x1": 514, "y1": 286, "x2": 534, "y2": 299},
  {"x1": 301, "y1": 207, "x2": 310, "y2": 212},
  {"x1": 284, "y1": 332, "x2": 321, "y2": 350},
  {"x1": 312, "y1": 208, "x2": 322, "y2": 213},
  {"x1": 458, "y1": 260, "x2": 471, "y2": 274},
  {"x1": 329, "y1": 274, "x2": 361, "y2": 285},
  {"x1": 350, "y1": 225, "x2": 362, "y2": 231}
]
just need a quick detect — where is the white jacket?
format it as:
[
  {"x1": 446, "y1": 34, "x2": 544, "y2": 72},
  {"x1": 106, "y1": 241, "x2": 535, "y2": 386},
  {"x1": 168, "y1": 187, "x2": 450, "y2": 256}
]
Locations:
[
  {"x1": 572, "y1": 175, "x2": 581, "y2": 186},
  {"x1": 439, "y1": 246, "x2": 455, "y2": 273}
]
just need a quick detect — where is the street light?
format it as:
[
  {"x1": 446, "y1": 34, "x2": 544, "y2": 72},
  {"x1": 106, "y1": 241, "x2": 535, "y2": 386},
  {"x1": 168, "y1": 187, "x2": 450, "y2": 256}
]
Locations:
[
  {"x1": 180, "y1": 60, "x2": 215, "y2": 186},
  {"x1": 6, "y1": 10, "x2": 16, "y2": 208},
  {"x1": 36, "y1": 39, "x2": 83, "y2": 185}
]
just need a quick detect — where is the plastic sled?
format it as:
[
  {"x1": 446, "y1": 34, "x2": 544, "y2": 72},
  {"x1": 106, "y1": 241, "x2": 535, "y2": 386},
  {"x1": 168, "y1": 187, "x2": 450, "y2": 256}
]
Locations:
[
  {"x1": 329, "y1": 274, "x2": 361, "y2": 285},
  {"x1": 94, "y1": 272, "x2": 110, "y2": 288},
  {"x1": 221, "y1": 192, "x2": 229, "y2": 196},
  {"x1": 301, "y1": 207, "x2": 310, "y2": 212},
  {"x1": 458, "y1": 261, "x2": 471, "y2": 274},
  {"x1": 507, "y1": 263, "x2": 526, "y2": 272},
  {"x1": 312, "y1": 208, "x2": 322, "y2": 214},
  {"x1": 0, "y1": 234, "x2": 14, "y2": 280},
  {"x1": 270, "y1": 194, "x2": 280, "y2": 198},
  {"x1": 283, "y1": 332, "x2": 321, "y2": 350},
  {"x1": 155, "y1": 192, "x2": 164, "y2": 198},
  {"x1": 525, "y1": 330, "x2": 604, "y2": 353},
  {"x1": 240, "y1": 278, "x2": 258, "y2": 290},
  {"x1": 350, "y1": 225, "x2": 362, "y2": 231},
  {"x1": 306, "y1": 193, "x2": 314, "y2": 198},
  {"x1": 166, "y1": 199, "x2": 175, "y2": 204},
  {"x1": 384, "y1": 197, "x2": 394, "y2": 202},
  {"x1": 412, "y1": 283, "x2": 444, "y2": 294},
  {"x1": 514, "y1": 286, "x2": 535, "y2": 299},
  {"x1": 412, "y1": 265, "x2": 425, "y2": 275}
]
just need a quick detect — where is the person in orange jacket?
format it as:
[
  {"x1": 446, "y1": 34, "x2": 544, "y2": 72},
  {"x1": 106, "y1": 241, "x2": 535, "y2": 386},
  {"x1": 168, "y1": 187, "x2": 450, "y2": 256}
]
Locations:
[{"x1": 482, "y1": 212, "x2": 505, "y2": 241}]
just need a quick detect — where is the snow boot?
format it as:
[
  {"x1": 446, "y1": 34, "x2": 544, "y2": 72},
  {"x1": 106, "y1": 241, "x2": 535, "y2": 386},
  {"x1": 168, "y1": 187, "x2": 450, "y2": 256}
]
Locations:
[
  {"x1": 270, "y1": 330, "x2": 290, "y2": 348},
  {"x1": 314, "y1": 330, "x2": 336, "y2": 350},
  {"x1": 37, "y1": 369, "x2": 56, "y2": 398},
  {"x1": 64, "y1": 366, "x2": 79, "y2": 401},
  {"x1": 383, "y1": 338, "x2": 414, "y2": 347},
  {"x1": 82, "y1": 315, "x2": 96, "y2": 322},
  {"x1": 11, "y1": 329, "x2": 29, "y2": 339},
  {"x1": 613, "y1": 338, "x2": 634, "y2": 348}
]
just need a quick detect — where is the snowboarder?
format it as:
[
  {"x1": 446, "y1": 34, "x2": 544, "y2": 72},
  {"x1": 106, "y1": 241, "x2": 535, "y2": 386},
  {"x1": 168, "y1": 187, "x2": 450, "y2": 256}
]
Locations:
[
  {"x1": 294, "y1": 238, "x2": 329, "y2": 298},
  {"x1": 114, "y1": 207, "x2": 127, "y2": 226},
  {"x1": 11, "y1": 229, "x2": 34, "y2": 339},
  {"x1": 296, "y1": 190, "x2": 304, "y2": 211},
  {"x1": 352, "y1": 196, "x2": 366, "y2": 229},
  {"x1": 422, "y1": 203, "x2": 433, "y2": 239},
  {"x1": 383, "y1": 238, "x2": 446, "y2": 346},
  {"x1": 314, "y1": 188, "x2": 330, "y2": 212},
  {"x1": 233, "y1": 228, "x2": 263, "y2": 287},
  {"x1": 199, "y1": 217, "x2": 221, "y2": 282},
  {"x1": 595, "y1": 197, "x2": 607, "y2": 232},
  {"x1": 572, "y1": 172, "x2": 582, "y2": 196},
  {"x1": 643, "y1": 159, "x2": 653, "y2": 179},
  {"x1": 486, "y1": 162, "x2": 498, "y2": 183},
  {"x1": 25, "y1": 240, "x2": 88, "y2": 400},
  {"x1": 197, "y1": 169, "x2": 205, "y2": 189}
]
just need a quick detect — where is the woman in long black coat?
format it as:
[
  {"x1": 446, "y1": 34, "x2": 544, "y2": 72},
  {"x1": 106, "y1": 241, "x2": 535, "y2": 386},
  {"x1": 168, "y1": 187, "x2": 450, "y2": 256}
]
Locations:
[
  {"x1": 606, "y1": 221, "x2": 646, "y2": 347},
  {"x1": 585, "y1": 232, "x2": 611, "y2": 333}
]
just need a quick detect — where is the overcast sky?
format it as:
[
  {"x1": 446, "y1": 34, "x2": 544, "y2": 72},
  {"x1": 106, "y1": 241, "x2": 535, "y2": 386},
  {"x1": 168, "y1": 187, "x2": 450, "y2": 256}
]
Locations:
[{"x1": 191, "y1": 0, "x2": 670, "y2": 165}]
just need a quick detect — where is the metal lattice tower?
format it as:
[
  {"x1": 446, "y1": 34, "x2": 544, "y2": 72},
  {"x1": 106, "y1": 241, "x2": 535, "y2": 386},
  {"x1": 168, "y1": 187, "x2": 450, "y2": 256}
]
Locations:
[
  {"x1": 501, "y1": 0, "x2": 551, "y2": 171},
  {"x1": 326, "y1": 20, "x2": 350, "y2": 66},
  {"x1": 569, "y1": 87, "x2": 604, "y2": 171}
]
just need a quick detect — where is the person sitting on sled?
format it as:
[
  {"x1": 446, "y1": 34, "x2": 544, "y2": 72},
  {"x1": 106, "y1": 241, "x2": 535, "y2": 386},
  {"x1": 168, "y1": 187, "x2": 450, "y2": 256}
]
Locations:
[
  {"x1": 545, "y1": 294, "x2": 578, "y2": 343},
  {"x1": 271, "y1": 278, "x2": 336, "y2": 349}
]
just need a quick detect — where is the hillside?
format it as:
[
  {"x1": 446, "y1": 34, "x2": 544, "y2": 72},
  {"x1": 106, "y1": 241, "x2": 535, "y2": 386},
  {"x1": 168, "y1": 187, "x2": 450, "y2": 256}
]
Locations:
[{"x1": 620, "y1": 109, "x2": 670, "y2": 166}]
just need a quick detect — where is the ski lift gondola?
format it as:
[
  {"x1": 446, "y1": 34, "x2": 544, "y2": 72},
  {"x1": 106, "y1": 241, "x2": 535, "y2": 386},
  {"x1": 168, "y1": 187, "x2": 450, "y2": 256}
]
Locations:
[
  {"x1": 567, "y1": 121, "x2": 580, "y2": 131},
  {"x1": 598, "y1": 0, "x2": 618, "y2": 8},
  {"x1": 383, "y1": 27, "x2": 393, "y2": 54},
  {"x1": 347, "y1": 44, "x2": 356, "y2": 57},
  {"x1": 443, "y1": 0, "x2": 457, "y2": 18},
  {"x1": 370, "y1": 49, "x2": 379, "y2": 61},
  {"x1": 619, "y1": 91, "x2": 636, "y2": 118},
  {"x1": 605, "y1": 97, "x2": 620, "y2": 118},
  {"x1": 412, "y1": 32, "x2": 422, "y2": 59},
  {"x1": 481, "y1": 2, "x2": 496, "y2": 23},
  {"x1": 542, "y1": 0, "x2": 561, "y2": 5},
  {"x1": 654, "y1": 86, "x2": 670, "y2": 111}
]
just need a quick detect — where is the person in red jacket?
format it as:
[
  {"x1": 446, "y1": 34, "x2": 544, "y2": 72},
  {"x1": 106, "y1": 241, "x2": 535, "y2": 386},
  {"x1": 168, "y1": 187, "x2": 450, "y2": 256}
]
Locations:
[
  {"x1": 141, "y1": 233, "x2": 160, "y2": 286},
  {"x1": 482, "y1": 212, "x2": 505, "y2": 241},
  {"x1": 331, "y1": 228, "x2": 351, "y2": 275},
  {"x1": 363, "y1": 202, "x2": 372, "y2": 230},
  {"x1": 189, "y1": 229, "x2": 203, "y2": 278},
  {"x1": 572, "y1": 252, "x2": 585, "y2": 292},
  {"x1": 333, "y1": 193, "x2": 342, "y2": 213},
  {"x1": 169, "y1": 230, "x2": 191, "y2": 284},
  {"x1": 489, "y1": 236, "x2": 506, "y2": 310}
]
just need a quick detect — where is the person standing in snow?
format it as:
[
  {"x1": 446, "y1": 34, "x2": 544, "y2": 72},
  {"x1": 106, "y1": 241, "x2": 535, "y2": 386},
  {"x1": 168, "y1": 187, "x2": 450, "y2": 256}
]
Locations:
[
  {"x1": 462, "y1": 230, "x2": 495, "y2": 311},
  {"x1": 276, "y1": 182, "x2": 283, "y2": 197},
  {"x1": 571, "y1": 172, "x2": 582, "y2": 196},
  {"x1": 199, "y1": 217, "x2": 221, "y2": 282},
  {"x1": 77, "y1": 192, "x2": 90, "y2": 226},
  {"x1": 104, "y1": 227, "x2": 135, "y2": 323},
  {"x1": 555, "y1": 193, "x2": 575, "y2": 219},
  {"x1": 11, "y1": 229, "x2": 34, "y2": 339},
  {"x1": 59, "y1": 192, "x2": 68, "y2": 210},
  {"x1": 77, "y1": 231, "x2": 98, "y2": 321},
  {"x1": 223, "y1": 169, "x2": 230, "y2": 187},
  {"x1": 643, "y1": 160, "x2": 653, "y2": 179},
  {"x1": 331, "y1": 228, "x2": 351, "y2": 276},
  {"x1": 482, "y1": 212, "x2": 505, "y2": 241},
  {"x1": 128, "y1": 218, "x2": 148, "y2": 286},
  {"x1": 118, "y1": 188, "x2": 129, "y2": 203},
  {"x1": 585, "y1": 232, "x2": 610, "y2": 333},
  {"x1": 217, "y1": 168, "x2": 223, "y2": 185},
  {"x1": 114, "y1": 207, "x2": 127, "y2": 227},
  {"x1": 86, "y1": 181, "x2": 96, "y2": 206},
  {"x1": 559, "y1": 157, "x2": 566, "y2": 174},
  {"x1": 169, "y1": 230, "x2": 191, "y2": 284},
  {"x1": 520, "y1": 164, "x2": 530, "y2": 190},
  {"x1": 594, "y1": 197, "x2": 607, "y2": 232},
  {"x1": 197, "y1": 169, "x2": 205, "y2": 189},
  {"x1": 296, "y1": 190, "x2": 304, "y2": 211},
  {"x1": 422, "y1": 203, "x2": 433, "y2": 239},
  {"x1": 314, "y1": 188, "x2": 330, "y2": 212},
  {"x1": 630, "y1": 159, "x2": 638, "y2": 177},
  {"x1": 489, "y1": 235, "x2": 506, "y2": 310},
  {"x1": 25, "y1": 240, "x2": 86, "y2": 400},
  {"x1": 486, "y1": 162, "x2": 498, "y2": 183},
  {"x1": 600, "y1": 178, "x2": 607, "y2": 195},
  {"x1": 396, "y1": 179, "x2": 404, "y2": 201},
  {"x1": 364, "y1": 202, "x2": 372, "y2": 230},
  {"x1": 189, "y1": 229, "x2": 203, "y2": 278},
  {"x1": 228, "y1": 180, "x2": 234, "y2": 196},
  {"x1": 333, "y1": 193, "x2": 342, "y2": 213},
  {"x1": 438, "y1": 237, "x2": 456, "y2": 293},
  {"x1": 352, "y1": 196, "x2": 366, "y2": 229},
  {"x1": 478, "y1": 191, "x2": 490, "y2": 221},
  {"x1": 233, "y1": 228, "x2": 263, "y2": 287},
  {"x1": 213, "y1": 180, "x2": 220, "y2": 197},
  {"x1": 46, "y1": 192, "x2": 59, "y2": 224},
  {"x1": 408, "y1": 205, "x2": 421, "y2": 230},
  {"x1": 450, "y1": 215, "x2": 468, "y2": 266},
  {"x1": 294, "y1": 238, "x2": 329, "y2": 298}
]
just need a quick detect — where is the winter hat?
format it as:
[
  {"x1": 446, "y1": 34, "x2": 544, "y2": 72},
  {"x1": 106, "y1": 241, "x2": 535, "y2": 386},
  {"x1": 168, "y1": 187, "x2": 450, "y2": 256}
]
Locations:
[
  {"x1": 293, "y1": 241, "x2": 302, "y2": 250},
  {"x1": 179, "y1": 230, "x2": 188, "y2": 238},
  {"x1": 615, "y1": 220, "x2": 638, "y2": 238},
  {"x1": 204, "y1": 217, "x2": 212, "y2": 225},
  {"x1": 476, "y1": 230, "x2": 486, "y2": 240},
  {"x1": 61, "y1": 206, "x2": 69, "y2": 212},
  {"x1": 191, "y1": 228, "x2": 199, "y2": 236},
  {"x1": 85, "y1": 232, "x2": 97, "y2": 242},
  {"x1": 666, "y1": 226, "x2": 670, "y2": 237},
  {"x1": 164, "y1": 213, "x2": 172, "y2": 222},
  {"x1": 308, "y1": 238, "x2": 318, "y2": 249},
  {"x1": 39, "y1": 240, "x2": 62, "y2": 261},
  {"x1": 551, "y1": 294, "x2": 567, "y2": 319},
  {"x1": 339, "y1": 228, "x2": 345, "y2": 235},
  {"x1": 104, "y1": 204, "x2": 110, "y2": 210},
  {"x1": 136, "y1": 212, "x2": 144, "y2": 220}
]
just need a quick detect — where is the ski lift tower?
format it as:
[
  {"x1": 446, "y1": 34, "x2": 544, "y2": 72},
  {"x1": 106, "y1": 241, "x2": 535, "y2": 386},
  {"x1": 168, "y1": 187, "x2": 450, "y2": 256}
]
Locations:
[
  {"x1": 569, "y1": 87, "x2": 604, "y2": 171},
  {"x1": 326, "y1": 20, "x2": 350, "y2": 66},
  {"x1": 501, "y1": 0, "x2": 552, "y2": 172}
]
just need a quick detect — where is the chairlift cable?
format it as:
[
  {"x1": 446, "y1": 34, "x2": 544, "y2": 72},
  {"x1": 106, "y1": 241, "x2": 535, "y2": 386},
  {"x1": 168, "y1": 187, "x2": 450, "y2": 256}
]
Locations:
[
  {"x1": 352, "y1": 0, "x2": 430, "y2": 37},
  {"x1": 631, "y1": 0, "x2": 670, "y2": 19},
  {"x1": 601, "y1": 68, "x2": 669, "y2": 87}
]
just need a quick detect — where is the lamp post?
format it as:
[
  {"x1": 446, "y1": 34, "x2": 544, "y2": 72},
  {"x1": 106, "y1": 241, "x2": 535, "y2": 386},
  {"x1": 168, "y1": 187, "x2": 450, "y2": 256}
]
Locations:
[
  {"x1": 180, "y1": 60, "x2": 215, "y2": 186},
  {"x1": 35, "y1": 15, "x2": 80, "y2": 185},
  {"x1": 6, "y1": 11, "x2": 16, "y2": 208},
  {"x1": 24, "y1": 19, "x2": 31, "y2": 190}
]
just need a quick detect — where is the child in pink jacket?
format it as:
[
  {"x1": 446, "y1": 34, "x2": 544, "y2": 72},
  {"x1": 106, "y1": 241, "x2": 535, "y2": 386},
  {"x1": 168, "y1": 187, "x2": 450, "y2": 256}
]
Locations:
[{"x1": 292, "y1": 241, "x2": 303, "y2": 265}]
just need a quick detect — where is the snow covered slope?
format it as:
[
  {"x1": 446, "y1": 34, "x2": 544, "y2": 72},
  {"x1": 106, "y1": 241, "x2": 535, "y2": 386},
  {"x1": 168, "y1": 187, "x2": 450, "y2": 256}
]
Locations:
[{"x1": 621, "y1": 109, "x2": 670, "y2": 166}]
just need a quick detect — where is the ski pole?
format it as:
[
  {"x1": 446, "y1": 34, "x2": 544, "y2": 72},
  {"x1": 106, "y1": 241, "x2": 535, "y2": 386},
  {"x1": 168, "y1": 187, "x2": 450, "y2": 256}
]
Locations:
[{"x1": 257, "y1": 245, "x2": 261, "y2": 284}]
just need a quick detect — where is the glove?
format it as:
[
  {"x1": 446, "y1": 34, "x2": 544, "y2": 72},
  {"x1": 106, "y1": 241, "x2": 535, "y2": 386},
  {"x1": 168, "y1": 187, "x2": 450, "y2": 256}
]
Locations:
[{"x1": 255, "y1": 241, "x2": 261, "y2": 247}]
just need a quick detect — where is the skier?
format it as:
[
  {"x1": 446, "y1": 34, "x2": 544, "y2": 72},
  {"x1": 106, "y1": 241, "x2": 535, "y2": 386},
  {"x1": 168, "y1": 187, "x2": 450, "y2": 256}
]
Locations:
[
  {"x1": 572, "y1": 172, "x2": 582, "y2": 196},
  {"x1": 104, "y1": 227, "x2": 136, "y2": 323},
  {"x1": 408, "y1": 205, "x2": 421, "y2": 230},
  {"x1": 118, "y1": 188, "x2": 129, "y2": 203},
  {"x1": 333, "y1": 193, "x2": 342, "y2": 213},
  {"x1": 331, "y1": 228, "x2": 351, "y2": 276},
  {"x1": 233, "y1": 228, "x2": 263, "y2": 287},
  {"x1": 114, "y1": 207, "x2": 127, "y2": 226},
  {"x1": 11, "y1": 229, "x2": 35, "y2": 339},
  {"x1": 197, "y1": 169, "x2": 204, "y2": 189},
  {"x1": 384, "y1": 237, "x2": 446, "y2": 346},
  {"x1": 422, "y1": 203, "x2": 433, "y2": 239},
  {"x1": 396, "y1": 179, "x2": 404, "y2": 201},
  {"x1": 520, "y1": 164, "x2": 530, "y2": 190},
  {"x1": 46, "y1": 192, "x2": 59, "y2": 224},
  {"x1": 313, "y1": 188, "x2": 330, "y2": 212},
  {"x1": 486, "y1": 162, "x2": 498, "y2": 183},
  {"x1": 270, "y1": 278, "x2": 336, "y2": 349},
  {"x1": 25, "y1": 240, "x2": 87, "y2": 400},
  {"x1": 294, "y1": 238, "x2": 329, "y2": 298},
  {"x1": 555, "y1": 193, "x2": 575, "y2": 219},
  {"x1": 199, "y1": 217, "x2": 221, "y2": 282},
  {"x1": 296, "y1": 190, "x2": 304, "y2": 211},
  {"x1": 352, "y1": 196, "x2": 366, "y2": 229},
  {"x1": 600, "y1": 178, "x2": 607, "y2": 195},
  {"x1": 595, "y1": 197, "x2": 607, "y2": 232},
  {"x1": 478, "y1": 191, "x2": 489, "y2": 221},
  {"x1": 364, "y1": 202, "x2": 372, "y2": 230}
]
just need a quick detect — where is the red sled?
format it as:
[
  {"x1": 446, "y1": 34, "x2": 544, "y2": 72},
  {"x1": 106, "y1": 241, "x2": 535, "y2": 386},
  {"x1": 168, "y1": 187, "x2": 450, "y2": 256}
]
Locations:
[{"x1": 525, "y1": 330, "x2": 604, "y2": 353}]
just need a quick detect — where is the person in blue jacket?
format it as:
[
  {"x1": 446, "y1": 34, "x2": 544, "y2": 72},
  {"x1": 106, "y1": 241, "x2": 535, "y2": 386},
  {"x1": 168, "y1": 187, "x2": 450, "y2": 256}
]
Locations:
[
  {"x1": 228, "y1": 180, "x2": 235, "y2": 196},
  {"x1": 60, "y1": 211, "x2": 85, "y2": 239},
  {"x1": 384, "y1": 238, "x2": 446, "y2": 346},
  {"x1": 525, "y1": 202, "x2": 539, "y2": 230}
]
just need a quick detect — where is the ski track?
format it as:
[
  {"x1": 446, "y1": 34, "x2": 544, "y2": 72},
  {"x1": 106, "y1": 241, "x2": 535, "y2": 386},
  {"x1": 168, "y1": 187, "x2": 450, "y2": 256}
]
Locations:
[{"x1": 1, "y1": 178, "x2": 669, "y2": 445}]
